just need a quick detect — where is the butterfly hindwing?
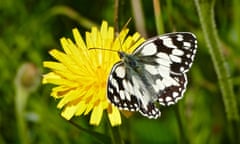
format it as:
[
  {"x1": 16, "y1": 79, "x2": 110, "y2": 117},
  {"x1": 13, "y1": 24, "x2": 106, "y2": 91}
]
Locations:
[{"x1": 157, "y1": 73, "x2": 187, "y2": 106}]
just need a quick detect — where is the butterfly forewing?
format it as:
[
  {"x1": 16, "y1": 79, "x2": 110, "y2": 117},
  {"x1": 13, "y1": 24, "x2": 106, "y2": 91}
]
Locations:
[
  {"x1": 107, "y1": 32, "x2": 197, "y2": 118},
  {"x1": 133, "y1": 32, "x2": 197, "y2": 74}
]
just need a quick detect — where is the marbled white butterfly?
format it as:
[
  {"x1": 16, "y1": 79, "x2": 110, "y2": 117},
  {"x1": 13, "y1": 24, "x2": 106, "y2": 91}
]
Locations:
[{"x1": 107, "y1": 32, "x2": 197, "y2": 119}]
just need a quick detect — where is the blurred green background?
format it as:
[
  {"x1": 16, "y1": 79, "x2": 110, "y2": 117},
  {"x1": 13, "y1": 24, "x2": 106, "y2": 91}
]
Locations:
[{"x1": 0, "y1": 0, "x2": 239, "y2": 144}]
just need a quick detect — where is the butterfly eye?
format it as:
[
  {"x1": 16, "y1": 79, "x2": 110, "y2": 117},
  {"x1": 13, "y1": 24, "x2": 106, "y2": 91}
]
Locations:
[{"x1": 128, "y1": 58, "x2": 137, "y2": 67}]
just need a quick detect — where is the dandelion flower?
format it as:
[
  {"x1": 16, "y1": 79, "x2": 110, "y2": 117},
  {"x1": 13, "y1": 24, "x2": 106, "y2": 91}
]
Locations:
[{"x1": 43, "y1": 21, "x2": 145, "y2": 126}]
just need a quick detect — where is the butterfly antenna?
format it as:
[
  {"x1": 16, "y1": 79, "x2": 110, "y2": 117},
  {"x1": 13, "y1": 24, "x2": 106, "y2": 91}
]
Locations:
[
  {"x1": 88, "y1": 48, "x2": 119, "y2": 53},
  {"x1": 120, "y1": 17, "x2": 132, "y2": 32},
  {"x1": 114, "y1": 18, "x2": 132, "y2": 52}
]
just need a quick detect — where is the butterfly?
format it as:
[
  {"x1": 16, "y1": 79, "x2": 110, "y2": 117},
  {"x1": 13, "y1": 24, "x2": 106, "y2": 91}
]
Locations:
[{"x1": 107, "y1": 32, "x2": 197, "y2": 119}]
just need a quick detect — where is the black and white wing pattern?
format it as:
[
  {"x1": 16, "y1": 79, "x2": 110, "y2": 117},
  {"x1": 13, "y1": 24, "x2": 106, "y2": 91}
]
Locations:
[{"x1": 107, "y1": 32, "x2": 197, "y2": 119}]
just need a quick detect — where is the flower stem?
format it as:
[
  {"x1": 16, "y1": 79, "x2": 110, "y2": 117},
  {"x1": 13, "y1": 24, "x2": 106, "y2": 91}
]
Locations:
[
  {"x1": 110, "y1": 126, "x2": 124, "y2": 144},
  {"x1": 232, "y1": 0, "x2": 240, "y2": 44},
  {"x1": 174, "y1": 105, "x2": 189, "y2": 144},
  {"x1": 152, "y1": 1, "x2": 188, "y2": 143},
  {"x1": 14, "y1": 63, "x2": 39, "y2": 144},
  {"x1": 130, "y1": 0, "x2": 147, "y2": 37},
  {"x1": 114, "y1": 0, "x2": 119, "y2": 33},
  {"x1": 194, "y1": 0, "x2": 239, "y2": 143},
  {"x1": 15, "y1": 88, "x2": 29, "y2": 144},
  {"x1": 153, "y1": 0, "x2": 164, "y2": 34},
  {"x1": 68, "y1": 119, "x2": 111, "y2": 144}
]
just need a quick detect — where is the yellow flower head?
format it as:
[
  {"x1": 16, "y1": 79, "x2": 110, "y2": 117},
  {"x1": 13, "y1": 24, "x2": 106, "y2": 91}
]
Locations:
[{"x1": 43, "y1": 21, "x2": 145, "y2": 126}]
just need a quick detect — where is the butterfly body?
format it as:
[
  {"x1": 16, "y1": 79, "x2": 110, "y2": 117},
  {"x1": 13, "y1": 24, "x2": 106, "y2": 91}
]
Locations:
[{"x1": 107, "y1": 32, "x2": 197, "y2": 119}]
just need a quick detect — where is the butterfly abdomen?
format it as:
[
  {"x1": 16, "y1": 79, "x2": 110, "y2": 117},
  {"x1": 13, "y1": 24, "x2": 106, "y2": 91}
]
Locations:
[{"x1": 120, "y1": 52, "x2": 158, "y2": 102}]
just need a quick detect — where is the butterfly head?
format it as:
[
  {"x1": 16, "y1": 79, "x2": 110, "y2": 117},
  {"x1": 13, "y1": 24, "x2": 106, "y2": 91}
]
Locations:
[{"x1": 118, "y1": 51, "x2": 138, "y2": 68}]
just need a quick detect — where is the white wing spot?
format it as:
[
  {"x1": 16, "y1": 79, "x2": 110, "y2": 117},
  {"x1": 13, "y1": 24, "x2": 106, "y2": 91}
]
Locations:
[
  {"x1": 180, "y1": 67, "x2": 185, "y2": 72},
  {"x1": 125, "y1": 91, "x2": 131, "y2": 101},
  {"x1": 186, "y1": 54, "x2": 191, "y2": 58},
  {"x1": 130, "y1": 107, "x2": 135, "y2": 111},
  {"x1": 113, "y1": 95, "x2": 120, "y2": 103},
  {"x1": 158, "y1": 98, "x2": 163, "y2": 102},
  {"x1": 141, "y1": 43, "x2": 157, "y2": 55},
  {"x1": 193, "y1": 49, "x2": 197, "y2": 54},
  {"x1": 176, "y1": 34, "x2": 184, "y2": 41},
  {"x1": 172, "y1": 92, "x2": 179, "y2": 98},
  {"x1": 134, "y1": 103, "x2": 138, "y2": 108},
  {"x1": 155, "y1": 58, "x2": 171, "y2": 67},
  {"x1": 122, "y1": 79, "x2": 128, "y2": 90},
  {"x1": 170, "y1": 55, "x2": 181, "y2": 63},
  {"x1": 172, "y1": 49, "x2": 184, "y2": 56},
  {"x1": 162, "y1": 38, "x2": 177, "y2": 49},
  {"x1": 166, "y1": 96, "x2": 172, "y2": 102},
  {"x1": 152, "y1": 110, "x2": 156, "y2": 115},
  {"x1": 119, "y1": 90, "x2": 125, "y2": 100},
  {"x1": 159, "y1": 35, "x2": 168, "y2": 39},
  {"x1": 157, "y1": 52, "x2": 170, "y2": 60},
  {"x1": 195, "y1": 40, "x2": 198, "y2": 44},
  {"x1": 108, "y1": 87, "x2": 113, "y2": 94},
  {"x1": 111, "y1": 78, "x2": 119, "y2": 92},
  {"x1": 115, "y1": 66, "x2": 125, "y2": 78},
  {"x1": 183, "y1": 42, "x2": 191, "y2": 47}
]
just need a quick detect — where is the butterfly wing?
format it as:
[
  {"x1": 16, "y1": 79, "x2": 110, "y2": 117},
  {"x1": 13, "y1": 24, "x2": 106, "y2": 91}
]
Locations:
[
  {"x1": 107, "y1": 62, "x2": 161, "y2": 118},
  {"x1": 133, "y1": 32, "x2": 197, "y2": 73},
  {"x1": 132, "y1": 32, "x2": 197, "y2": 106}
]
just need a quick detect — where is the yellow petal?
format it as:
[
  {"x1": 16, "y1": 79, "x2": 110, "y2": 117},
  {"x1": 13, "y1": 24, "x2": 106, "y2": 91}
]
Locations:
[
  {"x1": 72, "y1": 28, "x2": 87, "y2": 50},
  {"x1": 108, "y1": 105, "x2": 121, "y2": 126},
  {"x1": 57, "y1": 88, "x2": 86, "y2": 108},
  {"x1": 61, "y1": 104, "x2": 78, "y2": 120},
  {"x1": 90, "y1": 104, "x2": 103, "y2": 125},
  {"x1": 75, "y1": 101, "x2": 87, "y2": 116}
]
